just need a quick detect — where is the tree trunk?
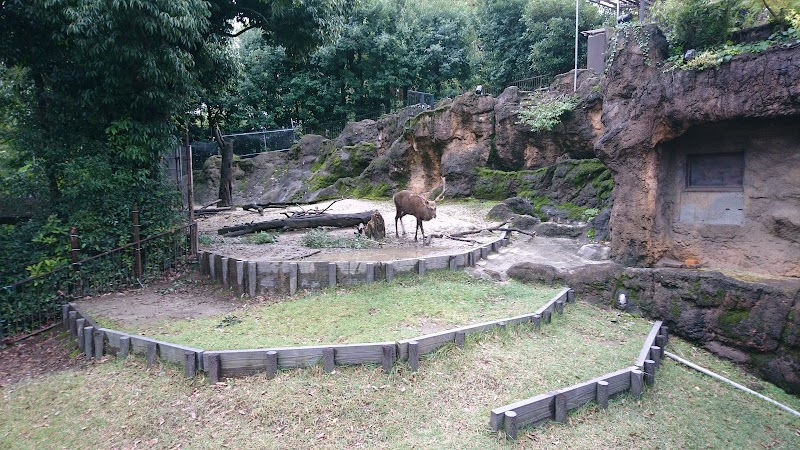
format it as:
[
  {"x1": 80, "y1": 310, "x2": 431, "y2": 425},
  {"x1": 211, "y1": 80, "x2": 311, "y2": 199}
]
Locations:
[
  {"x1": 213, "y1": 125, "x2": 233, "y2": 207},
  {"x1": 218, "y1": 210, "x2": 376, "y2": 237}
]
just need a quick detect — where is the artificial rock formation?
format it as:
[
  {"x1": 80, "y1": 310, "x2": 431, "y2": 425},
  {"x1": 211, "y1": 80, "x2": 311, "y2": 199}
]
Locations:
[{"x1": 596, "y1": 25, "x2": 800, "y2": 276}]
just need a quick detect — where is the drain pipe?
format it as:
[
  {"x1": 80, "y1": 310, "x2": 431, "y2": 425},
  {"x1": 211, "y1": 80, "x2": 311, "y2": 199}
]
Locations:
[{"x1": 665, "y1": 351, "x2": 800, "y2": 417}]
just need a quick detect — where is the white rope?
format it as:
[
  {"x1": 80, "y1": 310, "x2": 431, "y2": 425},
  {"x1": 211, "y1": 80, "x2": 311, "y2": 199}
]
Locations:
[{"x1": 664, "y1": 351, "x2": 800, "y2": 417}]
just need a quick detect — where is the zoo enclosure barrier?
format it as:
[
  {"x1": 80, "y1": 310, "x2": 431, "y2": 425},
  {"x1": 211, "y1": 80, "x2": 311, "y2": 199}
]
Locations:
[
  {"x1": 406, "y1": 90, "x2": 435, "y2": 109},
  {"x1": 190, "y1": 127, "x2": 299, "y2": 167},
  {"x1": 484, "y1": 74, "x2": 555, "y2": 97},
  {"x1": 490, "y1": 320, "x2": 669, "y2": 439},
  {"x1": 0, "y1": 219, "x2": 198, "y2": 341},
  {"x1": 60, "y1": 288, "x2": 573, "y2": 383}
]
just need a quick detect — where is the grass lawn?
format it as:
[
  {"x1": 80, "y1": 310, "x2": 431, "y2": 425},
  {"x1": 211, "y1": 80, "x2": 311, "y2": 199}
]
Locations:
[
  {"x1": 2, "y1": 272, "x2": 799, "y2": 449},
  {"x1": 112, "y1": 271, "x2": 564, "y2": 350}
]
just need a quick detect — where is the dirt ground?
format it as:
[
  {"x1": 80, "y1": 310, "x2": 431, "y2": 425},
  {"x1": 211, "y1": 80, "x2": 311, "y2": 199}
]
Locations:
[{"x1": 196, "y1": 198, "x2": 503, "y2": 261}]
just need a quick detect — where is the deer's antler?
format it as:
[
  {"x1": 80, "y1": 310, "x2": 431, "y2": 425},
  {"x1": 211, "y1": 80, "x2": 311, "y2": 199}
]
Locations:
[{"x1": 434, "y1": 176, "x2": 446, "y2": 202}]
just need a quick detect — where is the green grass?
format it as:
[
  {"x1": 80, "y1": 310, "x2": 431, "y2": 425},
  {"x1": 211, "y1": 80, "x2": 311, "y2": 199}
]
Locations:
[
  {"x1": 124, "y1": 271, "x2": 563, "y2": 350},
  {"x1": 3, "y1": 302, "x2": 798, "y2": 449}
]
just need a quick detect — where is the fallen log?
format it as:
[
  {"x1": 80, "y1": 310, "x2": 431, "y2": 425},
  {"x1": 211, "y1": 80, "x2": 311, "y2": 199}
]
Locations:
[
  {"x1": 218, "y1": 210, "x2": 376, "y2": 236},
  {"x1": 195, "y1": 207, "x2": 232, "y2": 216}
]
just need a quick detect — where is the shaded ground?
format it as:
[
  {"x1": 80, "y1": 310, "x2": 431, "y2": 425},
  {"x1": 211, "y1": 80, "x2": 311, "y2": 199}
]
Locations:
[
  {"x1": 0, "y1": 328, "x2": 86, "y2": 388},
  {"x1": 73, "y1": 269, "x2": 252, "y2": 331}
]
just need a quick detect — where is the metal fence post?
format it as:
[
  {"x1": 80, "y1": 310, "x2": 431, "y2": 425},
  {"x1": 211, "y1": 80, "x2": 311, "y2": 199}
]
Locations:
[
  {"x1": 69, "y1": 226, "x2": 82, "y2": 295},
  {"x1": 132, "y1": 206, "x2": 142, "y2": 281}
]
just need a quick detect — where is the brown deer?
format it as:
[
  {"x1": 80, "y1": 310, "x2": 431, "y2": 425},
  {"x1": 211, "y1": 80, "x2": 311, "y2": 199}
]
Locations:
[
  {"x1": 364, "y1": 211, "x2": 386, "y2": 239},
  {"x1": 393, "y1": 177, "x2": 446, "y2": 241}
]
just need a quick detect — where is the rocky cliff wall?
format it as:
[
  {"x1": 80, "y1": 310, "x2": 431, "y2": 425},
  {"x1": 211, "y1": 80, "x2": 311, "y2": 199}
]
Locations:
[{"x1": 595, "y1": 25, "x2": 800, "y2": 276}]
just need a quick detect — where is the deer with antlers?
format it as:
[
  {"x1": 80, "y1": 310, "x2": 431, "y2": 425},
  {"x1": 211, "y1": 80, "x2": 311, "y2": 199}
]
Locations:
[{"x1": 393, "y1": 177, "x2": 446, "y2": 241}]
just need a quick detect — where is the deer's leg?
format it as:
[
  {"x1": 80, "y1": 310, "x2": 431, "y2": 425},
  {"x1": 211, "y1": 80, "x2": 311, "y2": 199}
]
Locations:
[
  {"x1": 395, "y1": 213, "x2": 406, "y2": 237},
  {"x1": 415, "y1": 219, "x2": 425, "y2": 242}
]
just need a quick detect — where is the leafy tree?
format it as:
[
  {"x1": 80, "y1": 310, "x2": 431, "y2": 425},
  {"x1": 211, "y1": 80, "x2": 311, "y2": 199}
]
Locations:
[
  {"x1": 474, "y1": 0, "x2": 533, "y2": 87},
  {"x1": 523, "y1": 0, "x2": 607, "y2": 78},
  {"x1": 0, "y1": 0, "x2": 347, "y2": 281}
]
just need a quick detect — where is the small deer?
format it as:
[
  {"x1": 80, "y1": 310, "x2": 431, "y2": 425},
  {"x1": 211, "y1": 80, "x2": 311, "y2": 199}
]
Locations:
[
  {"x1": 393, "y1": 177, "x2": 446, "y2": 241},
  {"x1": 364, "y1": 211, "x2": 386, "y2": 240}
]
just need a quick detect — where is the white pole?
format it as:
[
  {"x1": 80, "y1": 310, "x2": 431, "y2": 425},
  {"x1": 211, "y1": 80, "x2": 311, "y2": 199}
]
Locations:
[
  {"x1": 574, "y1": 0, "x2": 579, "y2": 92},
  {"x1": 665, "y1": 351, "x2": 800, "y2": 417}
]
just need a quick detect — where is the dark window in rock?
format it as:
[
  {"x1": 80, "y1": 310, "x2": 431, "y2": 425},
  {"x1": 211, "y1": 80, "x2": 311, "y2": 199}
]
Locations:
[{"x1": 686, "y1": 152, "x2": 744, "y2": 190}]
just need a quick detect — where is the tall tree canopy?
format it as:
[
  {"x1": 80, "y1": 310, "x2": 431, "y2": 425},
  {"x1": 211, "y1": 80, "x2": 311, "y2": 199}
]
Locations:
[{"x1": 0, "y1": 0, "x2": 346, "y2": 279}]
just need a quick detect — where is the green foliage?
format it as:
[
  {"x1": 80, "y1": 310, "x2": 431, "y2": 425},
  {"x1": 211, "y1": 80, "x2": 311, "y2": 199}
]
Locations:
[
  {"x1": 25, "y1": 215, "x2": 70, "y2": 278},
  {"x1": 668, "y1": 23, "x2": 800, "y2": 70},
  {"x1": 516, "y1": 94, "x2": 580, "y2": 132},
  {"x1": 243, "y1": 231, "x2": 278, "y2": 245},
  {"x1": 301, "y1": 228, "x2": 372, "y2": 249},
  {"x1": 651, "y1": 0, "x2": 800, "y2": 52},
  {"x1": 523, "y1": 0, "x2": 608, "y2": 77}
]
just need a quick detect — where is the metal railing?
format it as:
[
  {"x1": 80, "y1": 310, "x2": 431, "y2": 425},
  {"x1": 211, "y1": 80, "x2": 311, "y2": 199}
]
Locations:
[{"x1": 0, "y1": 223, "x2": 197, "y2": 340}]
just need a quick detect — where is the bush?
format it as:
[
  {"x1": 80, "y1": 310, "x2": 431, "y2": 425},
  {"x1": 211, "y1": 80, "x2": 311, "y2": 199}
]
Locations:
[
  {"x1": 302, "y1": 228, "x2": 371, "y2": 249},
  {"x1": 516, "y1": 94, "x2": 580, "y2": 132},
  {"x1": 243, "y1": 231, "x2": 277, "y2": 245}
]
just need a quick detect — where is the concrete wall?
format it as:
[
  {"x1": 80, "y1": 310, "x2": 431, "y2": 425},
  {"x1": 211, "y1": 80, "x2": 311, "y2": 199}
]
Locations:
[{"x1": 654, "y1": 119, "x2": 800, "y2": 277}]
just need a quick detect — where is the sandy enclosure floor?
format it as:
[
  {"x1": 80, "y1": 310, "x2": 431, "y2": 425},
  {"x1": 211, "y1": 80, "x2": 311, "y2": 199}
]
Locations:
[{"x1": 196, "y1": 199, "x2": 504, "y2": 262}]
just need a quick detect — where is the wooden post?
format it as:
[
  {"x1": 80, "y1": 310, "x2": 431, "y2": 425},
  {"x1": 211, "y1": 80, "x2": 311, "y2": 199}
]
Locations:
[
  {"x1": 660, "y1": 326, "x2": 669, "y2": 345},
  {"x1": 366, "y1": 263, "x2": 375, "y2": 283},
  {"x1": 235, "y1": 260, "x2": 245, "y2": 295},
  {"x1": 543, "y1": 310, "x2": 552, "y2": 324},
  {"x1": 555, "y1": 300, "x2": 564, "y2": 315},
  {"x1": 554, "y1": 393, "x2": 568, "y2": 422},
  {"x1": 69, "y1": 311, "x2": 78, "y2": 336},
  {"x1": 480, "y1": 246, "x2": 489, "y2": 259},
  {"x1": 455, "y1": 331, "x2": 465, "y2": 348},
  {"x1": 247, "y1": 261, "x2": 257, "y2": 296},
  {"x1": 83, "y1": 326, "x2": 94, "y2": 359},
  {"x1": 651, "y1": 345, "x2": 663, "y2": 369},
  {"x1": 62, "y1": 304, "x2": 71, "y2": 330},
  {"x1": 119, "y1": 336, "x2": 130, "y2": 359},
  {"x1": 184, "y1": 127, "x2": 198, "y2": 257},
  {"x1": 533, "y1": 314, "x2": 542, "y2": 330},
  {"x1": 323, "y1": 348, "x2": 335, "y2": 373},
  {"x1": 221, "y1": 256, "x2": 230, "y2": 288},
  {"x1": 449, "y1": 256, "x2": 457, "y2": 271},
  {"x1": 408, "y1": 341, "x2": 420, "y2": 372},
  {"x1": 146, "y1": 342, "x2": 158, "y2": 368},
  {"x1": 504, "y1": 411, "x2": 518, "y2": 440},
  {"x1": 386, "y1": 262, "x2": 394, "y2": 282},
  {"x1": 497, "y1": 321, "x2": 507, "y2": 333},
  {"x1": 381, "y1": 344, "x2": 395, "y2": 374},
  {"x1": 596, "y1": 380, "x2": 609, "y2": 409},
  {"x1": 76, "y1": 317, "x2": 85, "y2": 345},
  {"x1": 69, "y1": 226, "x2": 82, "y2": 295},
  {"x1": 266, "y1": 351, "x2": 278, "y2": 380},
  {"x1": 209, "y1": 354, "x2": 221, "y2": 384},
  {"x1": 289, "y1": 262, "x2": 298, "y2": 295},
  {"x1": 93, "y1": 329, "x2": 104, "y2": 358},
  {"x1": 631, "y1": 369, "x2": 644, "y2": 398},
  {"x1": 184, "y1": 351, "x2": 197, "y2": 378},
  {"x1": 418, "y1": 259, "x2": 426, "y2": 277},
  {"x1": 328, "y1": 263, "x2": 337, "y2": 287},
  {"x1": 132, "y1": 206, "x2": 142, "y2": 281},
  {"x1": 644, "y1": 359, "x2": 656, "y2": 387},
  {"x1": 567, "y1": 289, "x2": 575, "y2": 303},
  {"x1": 655, "y1": 333, "x2": 666, "y2": 350}
]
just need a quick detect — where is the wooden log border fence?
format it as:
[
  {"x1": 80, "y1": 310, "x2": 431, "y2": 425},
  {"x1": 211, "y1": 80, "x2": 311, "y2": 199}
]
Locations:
[
  {"x1": 197, "y1": 233, "x2": 512, "y2": 296},
  {"x1": 61, "y1": 288, "x2": 573, "y2": 383},
  {"x1": 489, "y1": 320, "x2": 668, "y2": 439}
]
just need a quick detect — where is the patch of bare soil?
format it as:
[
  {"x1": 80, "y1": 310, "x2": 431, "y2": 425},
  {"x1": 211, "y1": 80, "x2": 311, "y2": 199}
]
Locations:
[
  {"x1": 196, "y1": 199, "x2": 503, "y2": 261},
  {"x1": 72, "y1": 269, "x2": 254, "y2": 331},
  {"x1": 0, "y1": 328, "x2": 87, "y2": 388}
]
